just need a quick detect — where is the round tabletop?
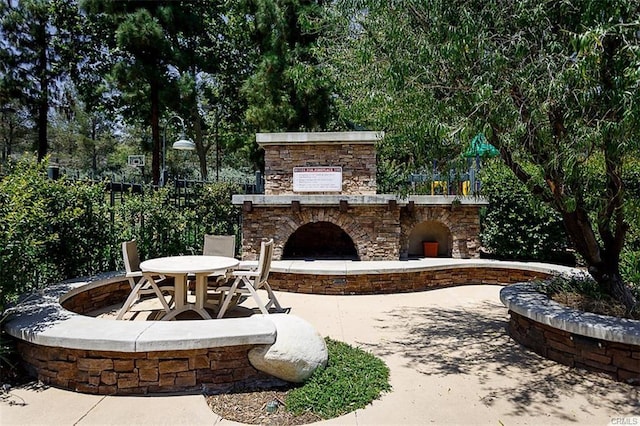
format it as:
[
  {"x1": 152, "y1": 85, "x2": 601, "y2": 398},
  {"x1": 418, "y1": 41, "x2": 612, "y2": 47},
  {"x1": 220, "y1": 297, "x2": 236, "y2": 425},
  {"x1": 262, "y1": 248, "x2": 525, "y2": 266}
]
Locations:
[{"x1": 140, "y1": 255, "x2": 239, "y2": 275}]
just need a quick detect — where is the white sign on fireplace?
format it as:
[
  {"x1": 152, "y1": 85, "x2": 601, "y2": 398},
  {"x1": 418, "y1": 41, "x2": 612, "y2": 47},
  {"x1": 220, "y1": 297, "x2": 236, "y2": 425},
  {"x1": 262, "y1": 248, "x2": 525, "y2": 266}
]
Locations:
[{"x1": 293, "y1": 166, "x2": 342, "y2": 192}]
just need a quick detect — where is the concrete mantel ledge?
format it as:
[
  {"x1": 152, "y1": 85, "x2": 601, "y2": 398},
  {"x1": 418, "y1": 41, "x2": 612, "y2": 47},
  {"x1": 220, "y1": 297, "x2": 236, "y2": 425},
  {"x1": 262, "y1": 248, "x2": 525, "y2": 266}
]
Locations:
[
  {"x1": 232, "y1": 194, "x2": 489, "y2": 207},
  {"x1": 4, "y1": 272, "x2": 276, "y2": 353},
  {"x1": 256, "y1": 131, "x2": 384, "y2": 145},
  {"x1": 500, "y1": 282, "x2": 640, "y2": 346}
]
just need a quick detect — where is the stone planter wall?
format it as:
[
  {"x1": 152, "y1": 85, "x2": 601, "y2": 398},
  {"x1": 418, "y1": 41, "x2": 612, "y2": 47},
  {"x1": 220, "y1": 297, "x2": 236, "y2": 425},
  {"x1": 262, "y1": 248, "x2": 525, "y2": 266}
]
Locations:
[
  {"x1": 500, "y1": 283, "x2": 640, "y2": 385},
  {"x1": 5, "y1": 273, "x2": 279, "y2": 395},
  {"x1": 508, "y1": 312, "x2": 640, "y2": 384},
  {"x1": 61, "y1": 280, "x2": 131, "y2": 314}
]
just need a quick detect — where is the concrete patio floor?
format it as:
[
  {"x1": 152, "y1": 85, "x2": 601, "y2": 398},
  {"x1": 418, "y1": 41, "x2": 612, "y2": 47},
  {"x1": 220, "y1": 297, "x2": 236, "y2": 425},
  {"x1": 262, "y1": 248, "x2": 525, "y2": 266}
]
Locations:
[{"x1": 2, "y1": 285, "x2": 639, "y2": 425}]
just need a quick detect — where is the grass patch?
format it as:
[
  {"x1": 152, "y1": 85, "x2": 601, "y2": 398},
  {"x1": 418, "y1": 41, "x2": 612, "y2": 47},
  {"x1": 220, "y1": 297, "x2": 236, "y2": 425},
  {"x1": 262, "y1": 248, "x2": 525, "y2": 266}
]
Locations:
[{"x1": 285, "y1": 337, "x2": 391, "y2": 419}]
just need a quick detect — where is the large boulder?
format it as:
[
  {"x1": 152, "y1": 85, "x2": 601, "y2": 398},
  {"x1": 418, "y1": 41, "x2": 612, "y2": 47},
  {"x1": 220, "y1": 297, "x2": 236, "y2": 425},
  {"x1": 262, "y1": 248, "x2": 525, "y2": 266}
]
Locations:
[{"x1": 249, "y1": 314, "x2": 327, "y2": 383}]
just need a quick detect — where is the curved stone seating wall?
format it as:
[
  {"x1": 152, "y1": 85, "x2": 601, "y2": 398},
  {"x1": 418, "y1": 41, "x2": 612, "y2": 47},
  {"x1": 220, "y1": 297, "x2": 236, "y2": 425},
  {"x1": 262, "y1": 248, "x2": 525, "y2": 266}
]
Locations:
[
  {"x1": 7, "y1": 260, "x2": 637, "y2": 394},
  {"x1": 4, "y1": 273, "x2": 279, "y2": 395},
  {"x1": 267, "y1": 260, "x2": 558, "y2": 295},
  {"x1": 16, "y1": 341, "x2": 268, "y2": 395},
  {"x1": 61, "y1": 279, "x2": 131, "y2": 314},
  {"x1": 501, "y1": 283, "x2": 640, "y2": 385}
]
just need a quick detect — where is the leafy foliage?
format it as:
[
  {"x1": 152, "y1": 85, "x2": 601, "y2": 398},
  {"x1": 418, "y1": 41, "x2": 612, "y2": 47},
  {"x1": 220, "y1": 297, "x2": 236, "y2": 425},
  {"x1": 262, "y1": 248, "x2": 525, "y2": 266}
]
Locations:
[
  {"x1": 536, "y1": 274, "x2": 604, "y2": 302},
  {"x1": 0, "y1": 157, "x2": 241, "y2": 309},
  {"x1": 241, "y1": 0, "x2": 337, "y2": 132},
  {"x1": 286, "y1": 338, "x2": 391, "y2": 419},
  {"x1": 535, "y1": 273, "x2": 639, "y2": 319},
  {"x1": 0, "y1": 0, "x2": 86, "y2": 160},
  {"x1": 479, "y1": 161, "x2": 571, "y2": 263},
  {"x1": 329, "y1": 0, "x2": 640, "y2": 309},
  {"x1": 0, "y1": 157, "x2": 110, "y2": 310}
]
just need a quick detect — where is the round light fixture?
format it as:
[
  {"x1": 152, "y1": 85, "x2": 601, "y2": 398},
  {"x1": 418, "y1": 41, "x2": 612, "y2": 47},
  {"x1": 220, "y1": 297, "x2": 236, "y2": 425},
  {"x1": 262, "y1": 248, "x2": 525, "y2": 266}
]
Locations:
[{"x1": 172, "y1": 135, "x2": 196, "y2": 151}]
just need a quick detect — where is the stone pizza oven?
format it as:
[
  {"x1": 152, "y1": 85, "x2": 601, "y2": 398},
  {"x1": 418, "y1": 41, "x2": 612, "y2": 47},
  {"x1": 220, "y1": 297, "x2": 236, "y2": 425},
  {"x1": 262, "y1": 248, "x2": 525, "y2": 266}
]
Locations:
[{"x1": 233, "y1": 132, "x2": 487, "y2": 261}]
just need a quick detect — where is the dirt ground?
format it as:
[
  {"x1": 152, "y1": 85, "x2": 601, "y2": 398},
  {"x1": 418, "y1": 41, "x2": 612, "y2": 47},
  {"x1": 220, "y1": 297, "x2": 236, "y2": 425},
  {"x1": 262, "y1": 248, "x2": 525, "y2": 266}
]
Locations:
[{"x1": 206, "y1": 388, "x2": 322, "y2": 425}]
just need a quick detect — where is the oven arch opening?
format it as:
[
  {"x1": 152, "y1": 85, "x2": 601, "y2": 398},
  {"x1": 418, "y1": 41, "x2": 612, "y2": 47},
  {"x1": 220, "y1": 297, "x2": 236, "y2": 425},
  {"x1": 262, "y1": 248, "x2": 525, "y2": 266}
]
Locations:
[{"x1": 282, "y1": 221, "x2": 359, "y2": 260}]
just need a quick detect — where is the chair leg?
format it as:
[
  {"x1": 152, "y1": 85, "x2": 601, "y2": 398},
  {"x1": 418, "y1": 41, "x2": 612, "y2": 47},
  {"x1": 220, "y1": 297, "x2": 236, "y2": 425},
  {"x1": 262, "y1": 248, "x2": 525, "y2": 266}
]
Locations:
[
  {"x1": 117, "y1": 276, "x2": 172, "y2": 320},
  {"x1": 262, "y1": 281, "x2": 284, "y2": 312},
  {"x1": 116, "y1": 280, "x2": 146, "y2": 320},
  {"x1": 147, "y1": 277, "x2": 172, "y2": 314},
  {"x1": 217, "y1": 276, "x2": 242, "y2": 319},
  {"x1": 243, "y1": 280, "x2": 269, "y2": 315}
]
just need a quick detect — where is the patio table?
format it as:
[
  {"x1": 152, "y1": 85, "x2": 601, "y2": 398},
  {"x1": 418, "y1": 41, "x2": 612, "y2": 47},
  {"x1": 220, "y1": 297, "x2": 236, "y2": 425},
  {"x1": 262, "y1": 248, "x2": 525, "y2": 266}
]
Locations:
[{"x1": 140, "y1": 255, "x2": 239, "y2": 320}]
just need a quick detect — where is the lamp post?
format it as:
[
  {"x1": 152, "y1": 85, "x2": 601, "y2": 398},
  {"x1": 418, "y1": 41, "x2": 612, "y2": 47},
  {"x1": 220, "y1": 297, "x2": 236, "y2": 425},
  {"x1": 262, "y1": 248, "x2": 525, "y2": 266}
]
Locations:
[
  {"x1": 161, "y1": 115, "x2": 196, "y2": 187},
  {"x1": 215, "y1": 107, "x2": 220, "y2": 182}
]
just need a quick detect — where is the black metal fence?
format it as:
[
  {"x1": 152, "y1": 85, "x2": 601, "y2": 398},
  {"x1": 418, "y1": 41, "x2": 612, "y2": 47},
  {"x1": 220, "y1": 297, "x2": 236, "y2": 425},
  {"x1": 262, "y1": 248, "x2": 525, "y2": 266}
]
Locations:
[
  {"x1": 49, "y1": 171, "x2": 262, "y2": 264},
  {"x1": 408, "y1": 167, "x2": 481, "y2": 196}
]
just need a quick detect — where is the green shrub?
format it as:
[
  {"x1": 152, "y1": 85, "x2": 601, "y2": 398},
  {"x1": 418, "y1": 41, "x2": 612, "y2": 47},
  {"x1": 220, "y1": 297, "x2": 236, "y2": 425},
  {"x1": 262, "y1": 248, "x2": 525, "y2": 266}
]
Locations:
[
  {"x1": 286, "y1": 338, "x2": 391, "y2": 419},
  {"x1": 0, "y1": 157, "x2": 110, "y2": 309},
  {"x1": 479, "y1": 161, "x2": 572, "y2": 263},
  {"x1": 620, "y1": 249, "x2": 640, "y2": 300},
  {"x1": 111, "y1": 186, "x2": 188, "y2": 261},
  {"x1": 535, "y1": 273, "x2": 603, "y2": 300},
  {"x1": 0, "y1": 158, "x2": 243, "y2": 309},
  {"x1": 190, "y1": 181, "x2": 242, "y2": 254}
]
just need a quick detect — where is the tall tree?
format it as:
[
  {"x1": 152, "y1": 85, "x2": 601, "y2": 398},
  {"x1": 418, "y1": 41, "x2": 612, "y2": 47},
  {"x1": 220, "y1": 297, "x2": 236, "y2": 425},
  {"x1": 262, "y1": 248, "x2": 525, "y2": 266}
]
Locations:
[
  {"x1": 334, "y1": 1, "x2": 640, "y2": 310},
  {"x1": 241, "y1": 0, "x2": 337, "y2": 132},
  {"x1": 163, "y1": 0, "x2": 251, "y2": 180},
  {"x1": 0, "y1": 0, "x2": 85, "y2": 161},
  {"x1": 82, "y1": 1, "x2": 179, "y2": 185}
]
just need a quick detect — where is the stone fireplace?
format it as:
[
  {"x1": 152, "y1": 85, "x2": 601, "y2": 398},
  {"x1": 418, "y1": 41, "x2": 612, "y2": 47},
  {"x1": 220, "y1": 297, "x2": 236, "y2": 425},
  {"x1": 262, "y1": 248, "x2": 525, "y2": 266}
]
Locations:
[{"x1": 232, "y1": 132, "x2": 487, "y2": 261}]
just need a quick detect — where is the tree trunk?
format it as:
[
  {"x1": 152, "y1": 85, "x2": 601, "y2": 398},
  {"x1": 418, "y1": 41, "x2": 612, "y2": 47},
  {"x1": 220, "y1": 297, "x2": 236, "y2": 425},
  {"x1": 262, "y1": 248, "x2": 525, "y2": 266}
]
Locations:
[
  {"x1": 561, "y1": 209, "x2": 637, "y2": 312},
  {"x1": 36, "y1": 20, "x2": 48, "y2": 162},
  {"x1": 588, "y1": 263, "x2": 638, "y2": 314},
  {"x1": 150, "y1": 79, "x2": 160, "y2": 186}
]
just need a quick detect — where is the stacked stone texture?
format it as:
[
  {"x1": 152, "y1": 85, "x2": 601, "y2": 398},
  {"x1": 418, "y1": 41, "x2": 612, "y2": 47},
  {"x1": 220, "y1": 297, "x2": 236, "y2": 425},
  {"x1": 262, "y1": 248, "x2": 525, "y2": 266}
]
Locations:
[
  {"x1": 245, "y1": 137, "x2": 484, "y2": 261},
  {"x1": 264, "y1": 143, "x2": 376, "y2": 195},
  {"x1": 241, "y1": 204, "x2": 482, "y2": 261},
  {"x1": 266, "y1": 267, "x2": 548, "y2": 295},
  {"x1": 508, "y1": 311, "x2": 640, "y2": 384},
  {"x1": 62, "y1": 281, "x2": 131, "y2": 314},
  {"x1": 17, "y1": 341, "x2": 270, "y2": 395}
]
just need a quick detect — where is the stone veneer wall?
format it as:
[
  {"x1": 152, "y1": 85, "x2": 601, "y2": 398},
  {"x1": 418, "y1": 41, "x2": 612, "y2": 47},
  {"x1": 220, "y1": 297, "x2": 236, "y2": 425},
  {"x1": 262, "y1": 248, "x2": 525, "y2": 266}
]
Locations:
[
  {"x1": 62, "y1": 280, "x2": 131, "y2": 314},
  {"x1": 267, "y1": 267, "x2": 549, "y2": 295},
  {"x1": 14, "y1": 277, "x2": 276, "y2": 395},
  {"x1": 240, "y1": 204, "x2": 483, "y2": 261},
  {"x1": 400, "y1": 205, "x2": 482, "y2": 259},
  {"x1": 264, "y1": 143, "x2": 376, "y2": 195},
  {"x1": 242, "y1": 205, "x2": 400, "y2": 260},
  {"x1": 507, "y1": 311, "x2": 640, "y2": 384},
  {"x1": 17, "y1": 341, "x2": 271, "y2": 395}
]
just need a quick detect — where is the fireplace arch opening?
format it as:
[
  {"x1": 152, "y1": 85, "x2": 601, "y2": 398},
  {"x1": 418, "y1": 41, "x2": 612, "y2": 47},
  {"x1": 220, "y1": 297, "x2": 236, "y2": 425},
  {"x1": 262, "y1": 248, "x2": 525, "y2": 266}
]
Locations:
[
  {"x1": 407, "y1": 220, "x2": 451, "y2": 258},
  {"x1": 283, "y1": 221, "x2": 359, "y2": 260}
]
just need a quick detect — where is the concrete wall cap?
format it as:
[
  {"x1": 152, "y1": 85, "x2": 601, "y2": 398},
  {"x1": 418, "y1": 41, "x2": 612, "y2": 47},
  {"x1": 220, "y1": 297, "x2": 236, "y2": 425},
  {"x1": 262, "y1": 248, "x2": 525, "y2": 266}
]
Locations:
[
  {"x1": 4, "y1": 273, "x2": 276, "y2": 352},
  {"x1": 257, "y1": 131, "x2": 384, "y2": 145},
  {"x1": 232, "y1": 194, "x2": 488, "y2": 206},
  {"x1": 500, "y1": 282, "x2": 640, "y2": 346}
]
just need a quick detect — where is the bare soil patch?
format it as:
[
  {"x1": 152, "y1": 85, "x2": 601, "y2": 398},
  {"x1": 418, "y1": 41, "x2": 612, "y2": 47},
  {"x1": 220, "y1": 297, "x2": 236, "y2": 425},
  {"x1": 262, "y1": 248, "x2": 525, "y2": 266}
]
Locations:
[
  {"x1": 550, "y1": 292, "x2": 640, "y2": 320},
  {"x1": 206, "y1": 388, "x2": 322, "y2": 425}
]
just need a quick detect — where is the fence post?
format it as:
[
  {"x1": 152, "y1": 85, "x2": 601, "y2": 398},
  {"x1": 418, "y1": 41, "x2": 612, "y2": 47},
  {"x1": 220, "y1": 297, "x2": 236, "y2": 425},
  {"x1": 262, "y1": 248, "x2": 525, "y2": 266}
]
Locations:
[{"x1": 255, "y1": 171, "x2": 264, "y2": 194}]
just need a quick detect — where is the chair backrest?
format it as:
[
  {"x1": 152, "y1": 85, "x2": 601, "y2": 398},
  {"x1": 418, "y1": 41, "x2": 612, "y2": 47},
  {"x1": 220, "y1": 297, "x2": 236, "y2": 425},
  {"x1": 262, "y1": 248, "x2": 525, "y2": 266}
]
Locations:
[
  {"x1": 255, "y1": 238, "x2": 274, "y2": 286},
  {"x1": 122, "y1": 240, "x2": 141, "y2": 276},
  {"x1": 203, "y1": 234, "x2": 236, "y2": 257}
]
